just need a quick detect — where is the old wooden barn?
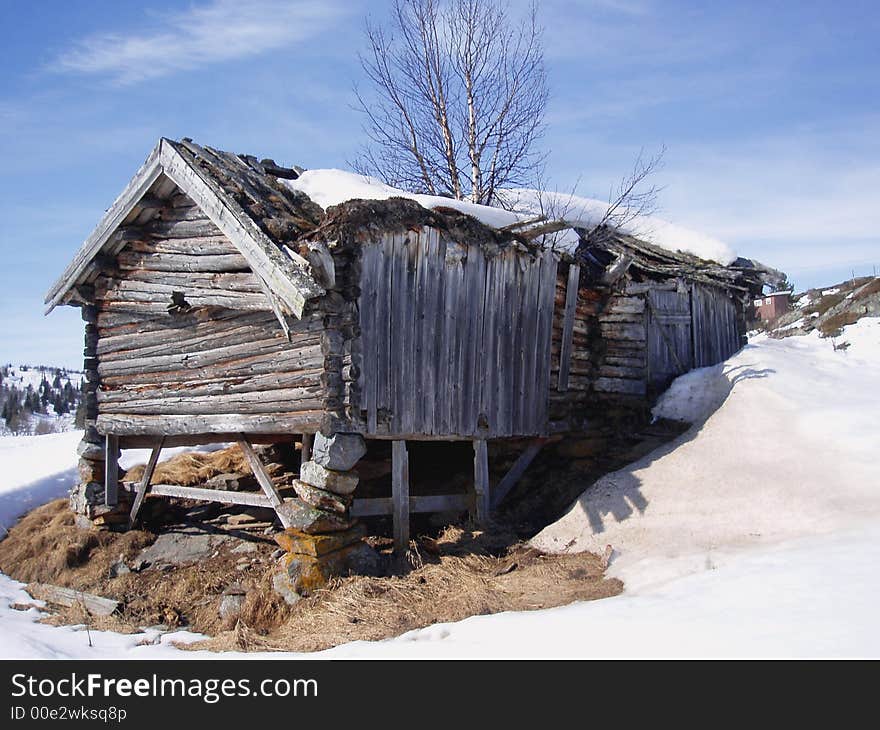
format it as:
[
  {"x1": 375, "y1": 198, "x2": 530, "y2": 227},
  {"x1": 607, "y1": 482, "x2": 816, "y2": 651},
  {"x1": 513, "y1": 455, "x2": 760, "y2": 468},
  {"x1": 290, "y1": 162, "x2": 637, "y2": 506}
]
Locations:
[{"x1": 47, "y1": 138, "x2": 769, "y2": 553}]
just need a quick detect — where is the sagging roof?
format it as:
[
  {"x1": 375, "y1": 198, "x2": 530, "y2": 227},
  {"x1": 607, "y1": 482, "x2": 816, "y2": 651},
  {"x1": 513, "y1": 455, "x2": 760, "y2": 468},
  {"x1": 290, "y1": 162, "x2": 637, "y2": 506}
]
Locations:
[{"x1": 46, "y1": 137, "x2": 777, "y2": 315}]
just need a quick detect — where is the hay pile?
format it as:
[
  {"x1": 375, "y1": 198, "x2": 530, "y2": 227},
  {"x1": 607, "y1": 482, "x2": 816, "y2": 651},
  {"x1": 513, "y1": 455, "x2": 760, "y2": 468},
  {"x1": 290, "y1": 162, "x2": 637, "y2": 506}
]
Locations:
[{"x1": 124, "y1": 445, "x2": 251, "y2": 487}]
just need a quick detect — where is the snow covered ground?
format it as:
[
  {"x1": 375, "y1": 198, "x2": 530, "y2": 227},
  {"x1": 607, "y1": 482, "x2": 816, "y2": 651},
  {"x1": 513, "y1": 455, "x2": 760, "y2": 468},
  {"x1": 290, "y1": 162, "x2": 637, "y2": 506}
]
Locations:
[{"x1": 0, "y1": 320, "x2": 877, "y2": 658}]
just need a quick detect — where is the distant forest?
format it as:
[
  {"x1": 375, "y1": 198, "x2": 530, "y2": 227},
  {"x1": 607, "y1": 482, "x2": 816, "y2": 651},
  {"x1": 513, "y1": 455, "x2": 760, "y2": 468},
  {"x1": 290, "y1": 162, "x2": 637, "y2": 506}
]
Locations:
[{"x1": 0, "y1": 365, "x2": 84, "y2": 435}]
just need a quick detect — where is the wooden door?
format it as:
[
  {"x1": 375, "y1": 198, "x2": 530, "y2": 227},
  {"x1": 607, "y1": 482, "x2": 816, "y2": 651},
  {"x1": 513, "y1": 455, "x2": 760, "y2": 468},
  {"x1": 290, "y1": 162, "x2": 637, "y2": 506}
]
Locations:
[{"x1": 647, "y1": 288, "x2": 693, "y2": 389}]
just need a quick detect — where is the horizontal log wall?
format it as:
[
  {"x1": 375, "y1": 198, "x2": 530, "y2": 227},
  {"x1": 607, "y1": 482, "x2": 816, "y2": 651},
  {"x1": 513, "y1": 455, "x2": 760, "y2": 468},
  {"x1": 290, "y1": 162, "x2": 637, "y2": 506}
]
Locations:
[
  {"x1": 93, "y1": 191, "x2": 326, "y2": 435},
  {"x1": 549, "y1": 262, "x2": 651, "y2": 430}
]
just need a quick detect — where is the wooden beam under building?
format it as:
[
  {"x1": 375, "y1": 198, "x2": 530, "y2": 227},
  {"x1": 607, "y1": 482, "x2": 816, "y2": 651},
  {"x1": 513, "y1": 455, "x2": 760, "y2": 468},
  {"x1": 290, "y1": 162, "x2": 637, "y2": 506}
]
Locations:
[{"x1": 392, "y1": 440, "x2": 410, "y2": 553}]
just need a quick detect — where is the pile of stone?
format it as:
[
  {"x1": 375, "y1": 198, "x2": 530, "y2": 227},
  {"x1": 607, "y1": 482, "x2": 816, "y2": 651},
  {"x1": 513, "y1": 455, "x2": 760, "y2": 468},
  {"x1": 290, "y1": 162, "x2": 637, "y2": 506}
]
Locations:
[
  {"x1": 69, "y1": 437, "x2": 130, "y2": 529},
  {"x1": 273, "y1": 433, "x2": 380, "y2": 603}
]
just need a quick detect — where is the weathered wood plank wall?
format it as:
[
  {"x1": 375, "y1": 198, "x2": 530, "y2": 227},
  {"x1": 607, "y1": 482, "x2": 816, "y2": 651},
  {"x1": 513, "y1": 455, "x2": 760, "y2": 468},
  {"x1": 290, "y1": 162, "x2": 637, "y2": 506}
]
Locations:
[
  {"x1": 646, "y1": 288, "x2": 693, "y2": 389},
  {"x1": 357, "y1": 229, "x2": 557, "y2": 438},
  {"x1": 691, "y1": 284, "x2": 741, "y2": 367},
  {"x1": 93, "y1": 191, "x2": 326, "y2": 436}
]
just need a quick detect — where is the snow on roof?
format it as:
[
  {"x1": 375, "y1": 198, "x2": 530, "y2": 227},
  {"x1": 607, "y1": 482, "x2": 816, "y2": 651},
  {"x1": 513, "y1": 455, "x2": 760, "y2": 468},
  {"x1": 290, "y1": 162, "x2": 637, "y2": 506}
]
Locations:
[{"x1": 283, "y1": 169, "x2": 737, "y2": 265}]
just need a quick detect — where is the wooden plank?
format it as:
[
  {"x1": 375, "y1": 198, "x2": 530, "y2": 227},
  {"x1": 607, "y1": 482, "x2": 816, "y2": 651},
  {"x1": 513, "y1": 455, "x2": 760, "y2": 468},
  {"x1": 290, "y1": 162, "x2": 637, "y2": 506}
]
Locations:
[
  {"x1": 473, "y1": 439, "x2": 490, "y2": 522},
  {"x1": 45, "y1": 142, "x2": 164, "y2": 312},
  {"x1": 160, "y1": 141, "x2": 323, "y2": 317},
  {"x1": 120, "y1": 433, "x2": 294, "y2": 448},
  {"x1": 351, "y1": 494, "x2": 470, "y2": 517},
  {"x1": 146, "y1": 484, "x2": 273, "y2": 507},
  {"x1": 491, "y1": 438, "x2": 547, "y2": 508},
  {"x1": 392, "y1": 440, "x2": 410, "y2": 553},
  {"x1": 98, "y1": 387, "x2": 324, "y2": 416},
  {"x1": 478, "y1": 249, "x2": 499, "y2": 435},
  {"x1": 98, "y1": 370, "x2": 322, "y2": 403},
  {"x1": 104, "y1": 434, "x2": 119, "y2": 507},
  {"x1": 300, "y1": 433, "x2": 313, "y2": 467},
  {"x1": 236, "y1": 436, "x2": 284, "y2": 510},
  {"x1": 129, "y1": 437, "x2": 165, "y2": 527},
  {"x1": 422, "y1": 229, "x2": 441, "y2": 435},
  {"x1": 116, "y1": 251, "x2": 250, "y2": 273},
  {"x1": 98, "y1": 412, "x2": 323, "y2": 436},
  {"x1": 557, "y1": 263, "x2": 580, "y2": 391},
  {"x1": 28, "y1": 584, "x2": 119, "y2": 617}
]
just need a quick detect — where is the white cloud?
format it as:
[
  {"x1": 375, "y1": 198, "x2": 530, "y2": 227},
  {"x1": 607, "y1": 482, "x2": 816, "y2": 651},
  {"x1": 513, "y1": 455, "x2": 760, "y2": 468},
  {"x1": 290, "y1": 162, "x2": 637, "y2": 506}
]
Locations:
[{"x1": 54, "y1": 0, "x2": 348, "y2": 84}]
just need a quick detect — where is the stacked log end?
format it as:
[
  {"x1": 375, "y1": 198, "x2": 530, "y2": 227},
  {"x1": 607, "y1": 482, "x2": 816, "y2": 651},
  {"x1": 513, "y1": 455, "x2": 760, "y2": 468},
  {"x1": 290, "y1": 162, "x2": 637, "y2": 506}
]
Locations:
[
  {"x1": 69, "y1": 305, "x2": 130, "y2": 528},
  {"x1": 272, "y1": 433, "x2": 380, "y2": 602}
]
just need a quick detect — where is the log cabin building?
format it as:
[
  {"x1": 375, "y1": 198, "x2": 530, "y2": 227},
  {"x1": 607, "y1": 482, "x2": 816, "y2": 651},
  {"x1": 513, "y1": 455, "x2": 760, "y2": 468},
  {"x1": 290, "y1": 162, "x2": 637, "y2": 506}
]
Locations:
[{"x1": 46, "y1": 138, "x2": 771, "y2": 553}]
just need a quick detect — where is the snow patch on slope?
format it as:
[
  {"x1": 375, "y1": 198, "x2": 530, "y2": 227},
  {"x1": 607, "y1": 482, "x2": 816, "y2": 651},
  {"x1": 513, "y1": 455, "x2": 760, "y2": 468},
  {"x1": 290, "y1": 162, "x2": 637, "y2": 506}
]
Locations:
[{"x1": 533, "y1": 319, "x2": 880, "y2": 596}]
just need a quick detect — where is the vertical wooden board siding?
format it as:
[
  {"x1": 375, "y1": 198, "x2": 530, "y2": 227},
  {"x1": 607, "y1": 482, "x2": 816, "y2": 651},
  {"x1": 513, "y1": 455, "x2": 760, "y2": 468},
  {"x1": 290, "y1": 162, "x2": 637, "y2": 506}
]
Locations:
[
  {"x1": 375, "y1": 234, "x2": 393, "y2": 424},
  {"x1": 359, "y1": 243, "x2": 380, "y2": 432},
  {"x1": 358, "y1": 230, "x2": 557, "y2": 438},
  {"x1": 692, "y1": 284, "x2": 740, "y2": 367},
  {"x1": 460, "y1": 241, "x2": 486, "y2": 435},
  {"x1": 557, "y1": 263, "x2": 581, "y2": 392},
  {"x1": 478, "y1": 248, "x2": 499, "y2": 434},
  {"x1": 421, "y1": 230, "x2": 441, "y2": 435},
  {"x1": 647, "y1": 288, "x2": 693, "y2": 388},
  {"x1": 536, "y1": 253, "x2": 558, "y2": 424}
]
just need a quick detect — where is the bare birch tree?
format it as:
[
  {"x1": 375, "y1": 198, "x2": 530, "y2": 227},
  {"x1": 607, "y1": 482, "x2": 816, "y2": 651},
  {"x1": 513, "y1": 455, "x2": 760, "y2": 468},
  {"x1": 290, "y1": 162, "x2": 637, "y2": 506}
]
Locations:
[{"x1": 353, "y1": 0, "x2": 548, "y2": 205}]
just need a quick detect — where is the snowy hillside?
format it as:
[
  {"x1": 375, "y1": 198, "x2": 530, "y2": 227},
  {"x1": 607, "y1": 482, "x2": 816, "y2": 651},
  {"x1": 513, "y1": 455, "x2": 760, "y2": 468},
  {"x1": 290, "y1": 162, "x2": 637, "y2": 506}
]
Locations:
[
  {"x1": 0, "y1": 320, "x2": 877, "y2": 657},
  {"x1": 0, "y1": 364, "x2": 84, "y2": 437}
]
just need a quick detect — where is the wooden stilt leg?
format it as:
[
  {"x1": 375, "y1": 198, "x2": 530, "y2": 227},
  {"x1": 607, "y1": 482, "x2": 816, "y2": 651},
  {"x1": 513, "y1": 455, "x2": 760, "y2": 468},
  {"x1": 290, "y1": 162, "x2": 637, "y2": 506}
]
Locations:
[
  {"x1": 104, "y1": 434, "x2": 119, "y2": 507},
  {"x1": 392, "y1": 440, "x2": 410, "y2": 553},
  {"x1": 237, "y1": 435, "x2": 291, "y2": 527},
  {"x1": 473, "y1": 439, "x2": 490, "y2": 524},
  {"x1": 129, "y1": 437, "x2": 164, "y2": 528},
  {"x1": 300, "y1": 433, "x2": 313, "y2": 471}
]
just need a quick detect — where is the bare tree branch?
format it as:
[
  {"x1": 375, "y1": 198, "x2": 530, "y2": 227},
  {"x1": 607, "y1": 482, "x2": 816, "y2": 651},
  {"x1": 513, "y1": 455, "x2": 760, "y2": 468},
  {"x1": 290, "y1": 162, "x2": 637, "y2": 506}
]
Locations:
[{"x1": 353, "y1": 0, "x2": 548, "y2": 205}]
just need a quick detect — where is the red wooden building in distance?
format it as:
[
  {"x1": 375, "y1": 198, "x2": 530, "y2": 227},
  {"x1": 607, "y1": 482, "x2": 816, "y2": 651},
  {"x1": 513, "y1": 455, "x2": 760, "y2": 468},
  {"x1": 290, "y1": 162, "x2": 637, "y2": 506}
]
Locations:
[{"x1": 753, "y1": 291, "x2": 791, "y2": 323}]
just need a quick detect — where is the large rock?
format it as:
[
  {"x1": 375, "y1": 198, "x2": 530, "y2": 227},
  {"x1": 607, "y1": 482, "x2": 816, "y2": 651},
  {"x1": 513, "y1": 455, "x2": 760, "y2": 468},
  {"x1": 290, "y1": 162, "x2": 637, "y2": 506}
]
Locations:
[
  {"x1": 276, "y1": 498, "x2": 355, "y2": 534},
  {"x1": 274, "y1": 525, "x2": 367, "y2": 557},
  {"x1": 77, "y1": 458, "x2": 105, "y2": 484},
  {"x1": 134, "y1": 527, "x2": 233, "y2": 569},
  {"x1": 292, "y1": 480, "x2": 351, "y2": 514},
  {"x1": 299, "y1": 461, "x2": 359, "y2": 495},
  {"x1": 312, "y1": 432, "x2": 366, "y2": 472},
  {"x1": 272, "y1": 542, "x2": 382, "y2": 599},
  {"x1": 76, "y1": 440, "x2": 105, "y2": 460}
]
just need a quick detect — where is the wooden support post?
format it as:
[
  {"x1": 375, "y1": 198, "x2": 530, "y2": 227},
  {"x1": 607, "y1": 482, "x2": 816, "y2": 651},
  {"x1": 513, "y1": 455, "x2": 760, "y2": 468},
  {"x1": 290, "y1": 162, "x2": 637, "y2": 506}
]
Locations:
[
  {"x1": 237, "y1": 435, "x2": 285, "y2": 509},
  {"x1": 129, "y1": 437, "x2": 164, "y2": 528},
  {"x1": 392, "y1": 440, "x2": 410, "y2": 553},
  {"x1": 104, "y1": 434, "x2": 119, "y2": 507},
  {"x1": 557, "y1": 263, "x2": 580, "y2": 392},
  {"x1": 473, "y1": 439, "x2": 490, "y2": 523},
  {"x1": 491, "y1": 438, "x2": 547, "y2": 509},
  {"x1": 300, "y1": 433, "x2": 313, "y2": 469}
]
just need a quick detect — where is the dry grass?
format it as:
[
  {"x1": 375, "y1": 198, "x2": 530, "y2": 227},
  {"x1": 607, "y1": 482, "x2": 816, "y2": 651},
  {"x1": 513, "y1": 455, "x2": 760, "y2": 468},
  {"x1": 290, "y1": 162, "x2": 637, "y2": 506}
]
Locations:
[
  {"x1": 1, "y1": 504, "x2": 621, "y2": 653},
  {"x1": 192, "y1": 525, "x2": 622, "y2": 653},
  {"x1": 125, "y1": 445, "x2": 251, "y2": 486},
  {"x1": 0, "y1": 499, "x2": 154, "y2": 585}
]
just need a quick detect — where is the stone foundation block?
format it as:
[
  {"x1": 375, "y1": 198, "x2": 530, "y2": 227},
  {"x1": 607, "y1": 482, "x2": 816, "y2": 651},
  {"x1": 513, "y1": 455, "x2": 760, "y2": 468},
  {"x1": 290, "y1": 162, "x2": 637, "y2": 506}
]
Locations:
[
  {"x1": 312, "y1": 432, "x2": 366, "y2": 472},
  {"x1": 292, "y1": 479, "x2": 352, "y2": 514},
  {"x1": 276, "y1": 498, "x2": 355, "y2": 534},
  {"x1": 274, "y1": 525, "x2": 367, "y2": 557},
  {"x1": 273, "y1": 541, "x2": 382, "y2": 600},
  {"x1": 299, "y1": 461, "x2": 359, "y2": 495}
]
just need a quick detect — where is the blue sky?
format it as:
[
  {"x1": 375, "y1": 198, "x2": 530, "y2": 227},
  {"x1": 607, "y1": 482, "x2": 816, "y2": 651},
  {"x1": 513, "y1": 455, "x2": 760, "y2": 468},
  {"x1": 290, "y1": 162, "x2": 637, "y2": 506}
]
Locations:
[{"x1": 1, "y1": 0, "x2": 878, "y2": 367}]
